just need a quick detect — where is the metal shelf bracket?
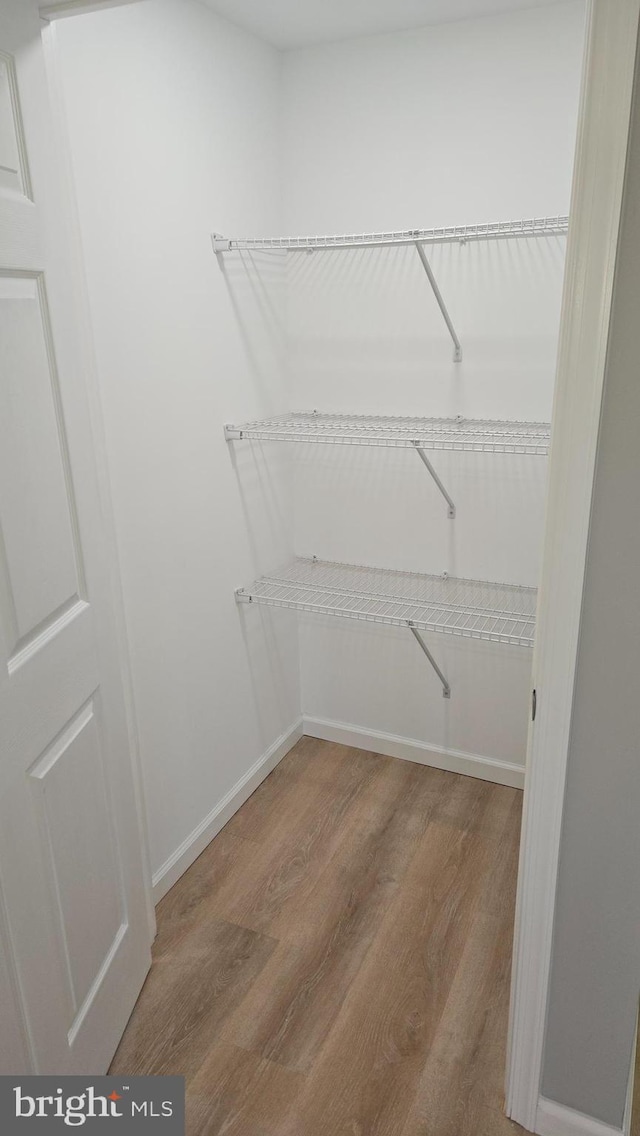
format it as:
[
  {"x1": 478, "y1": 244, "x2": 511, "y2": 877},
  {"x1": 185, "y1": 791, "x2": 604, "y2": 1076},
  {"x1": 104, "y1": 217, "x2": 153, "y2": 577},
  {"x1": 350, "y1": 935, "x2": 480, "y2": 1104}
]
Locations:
[
  {"x1": 414, "y1": 240, "x2": 462, "y2": 362},
  {"x1": 408, "y1": 622, "x2": 451, "y2": 698},
  {"x1": 212, "y1": 233, "x2": 231, "y2": 254},
  {"x1": 413, "y1": 442, "x2": 456, "y2": 518},
  {"x1": 224, "y1": 424, "x2": 242, "y2": 440}
]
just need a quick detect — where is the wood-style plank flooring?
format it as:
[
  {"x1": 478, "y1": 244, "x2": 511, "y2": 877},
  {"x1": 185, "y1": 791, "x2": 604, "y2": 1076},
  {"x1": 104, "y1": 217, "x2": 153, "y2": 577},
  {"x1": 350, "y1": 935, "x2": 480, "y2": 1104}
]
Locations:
[{"x1": 111, "y1": 737, "x2": 529, "y2": 1136}]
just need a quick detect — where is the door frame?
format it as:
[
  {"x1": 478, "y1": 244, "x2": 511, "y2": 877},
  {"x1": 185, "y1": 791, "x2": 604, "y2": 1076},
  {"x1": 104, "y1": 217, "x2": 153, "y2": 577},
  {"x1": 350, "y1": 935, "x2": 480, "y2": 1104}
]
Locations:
[
  {"x1": 39, "y1": 1, "x2": 143, "y2": 20},
  {"x1": 506, "y1": 1, "x2": 640, "y2": 1130}
]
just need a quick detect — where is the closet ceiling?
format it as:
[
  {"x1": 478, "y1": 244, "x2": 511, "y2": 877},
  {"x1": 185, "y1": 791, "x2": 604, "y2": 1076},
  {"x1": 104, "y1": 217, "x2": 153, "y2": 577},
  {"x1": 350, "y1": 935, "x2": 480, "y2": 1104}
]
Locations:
[{"x1": 201, "y1": 0, "x2": 575, "y2": 49}]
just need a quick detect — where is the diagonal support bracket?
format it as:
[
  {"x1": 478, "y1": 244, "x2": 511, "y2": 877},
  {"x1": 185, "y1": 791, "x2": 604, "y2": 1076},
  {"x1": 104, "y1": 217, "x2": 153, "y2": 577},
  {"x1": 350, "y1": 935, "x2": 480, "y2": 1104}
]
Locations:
[
  {"x1": 408, "y1": 623, "x2": 451, "y2": 698},
  {"x1": 413, "y1": 443, "x2": 456, "y2": 518},
  {"x1": 414, "y1": 240, "x2": 462, "y2": 362}
]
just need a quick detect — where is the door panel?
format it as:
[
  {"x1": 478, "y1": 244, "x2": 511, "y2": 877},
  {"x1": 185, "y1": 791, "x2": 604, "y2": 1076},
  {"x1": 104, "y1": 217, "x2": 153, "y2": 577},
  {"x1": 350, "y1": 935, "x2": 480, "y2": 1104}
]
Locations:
[
  {"x1": 28, "y1": 697, "x2": 126, "y2": 1016},
  {"x1": 0, "y1": 0, "x2": 151, "y2": 1074},
  {"x1": 0, "y1": 272, "x2": 82, "y2": 651},
  {"x1": 0, "y1": 890, "x2": 32, "y2": 1074},
  {"x1": 0, "y1": 53, "x2": 25, "y2": 195}
]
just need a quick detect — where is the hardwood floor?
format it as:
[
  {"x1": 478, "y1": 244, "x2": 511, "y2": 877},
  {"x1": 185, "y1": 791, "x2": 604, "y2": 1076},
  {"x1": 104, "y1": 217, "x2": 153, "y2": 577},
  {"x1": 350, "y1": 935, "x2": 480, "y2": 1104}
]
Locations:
[{"x1": 111, "y1": 736, "x2": 529, "y2": 1136}]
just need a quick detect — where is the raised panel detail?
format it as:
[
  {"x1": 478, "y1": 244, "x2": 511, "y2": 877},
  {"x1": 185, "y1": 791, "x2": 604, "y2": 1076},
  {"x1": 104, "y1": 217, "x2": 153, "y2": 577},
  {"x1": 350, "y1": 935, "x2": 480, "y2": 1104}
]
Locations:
[
  {"x1": 0, "y1": 879, "x2": 32, "y2": 1072},
  {"x1": 0, "y1": 53, "x2": 26, "y2": 197},
  {"x1": 0, "y1": 273, "x2": 83, "y2": 657},
  {"x1": 29, "y1": 700, "x2": 125, "y2": 1019}
]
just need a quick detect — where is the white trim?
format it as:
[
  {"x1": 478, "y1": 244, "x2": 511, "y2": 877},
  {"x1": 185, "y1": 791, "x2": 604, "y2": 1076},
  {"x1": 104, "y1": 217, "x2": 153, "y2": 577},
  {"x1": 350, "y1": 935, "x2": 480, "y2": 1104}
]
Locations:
[
  {"x1": 536, "y1": 1097, "x2": 625, "y2": 1136},
  {"x1": 154, "y1": 711, "x2": 523, "y2": 903},
  {"x1": 39, "y1": 0, "x2": 146, "y2": 21},
  {"x1": 302, "y1": 716, "x2": 524, "y2": 789},
  {"x1": 622, "y1": 1013, "x2": 637, "y2": 1136},
  {"x1": 506, "y1": 1, "x2": 640, "y2": 1129},
  {"x1": 151, "y1": 719, "x2": 304, "y2": 903}
]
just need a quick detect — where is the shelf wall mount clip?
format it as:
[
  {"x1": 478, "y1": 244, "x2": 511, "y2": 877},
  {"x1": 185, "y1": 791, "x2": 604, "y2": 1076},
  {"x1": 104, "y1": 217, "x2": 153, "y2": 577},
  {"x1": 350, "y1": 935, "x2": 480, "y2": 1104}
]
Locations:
[
  {"x1": 408, "y1": 621, "x2": 451, "y2": 699},
  {"x1": 413, "y1": 238, "x2": 462, "y2": 363},
  {"x1": 412, "y1": 441, "x2": 456, "y2": 518},
  {"x1": 212, "y1": 233, "x2": 231, "y2": 254}
]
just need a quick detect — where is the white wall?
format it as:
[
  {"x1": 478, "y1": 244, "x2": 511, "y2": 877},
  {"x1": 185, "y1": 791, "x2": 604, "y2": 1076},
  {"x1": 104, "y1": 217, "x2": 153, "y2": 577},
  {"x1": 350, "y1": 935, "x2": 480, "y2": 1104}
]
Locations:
[
  {"x1": 54, "y1": 0, "x2": 300, "y2": 888},
  {"x1": 55, "y1": 0, "x2": 585, "y2": 892},
  {"x1": 283, "y1": 2, "x2": 585, "y2": 769}
]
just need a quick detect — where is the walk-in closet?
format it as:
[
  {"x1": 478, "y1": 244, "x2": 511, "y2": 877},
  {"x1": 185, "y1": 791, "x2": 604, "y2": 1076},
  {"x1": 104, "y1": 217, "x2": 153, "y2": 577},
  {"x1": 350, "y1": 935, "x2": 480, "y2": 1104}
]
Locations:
[
  {"x1": 11, "y1": 0, "x2": 640, "y2": 1132},
  {"x1": 53, "y1": 0, "x2": 585, "y2": 1111},
  {"x1": 54, "y1": 0, "x2": 585, "y2": 857},
  {"x1": 54, "y1": 0, "x2": 586, "y2": 1104}
]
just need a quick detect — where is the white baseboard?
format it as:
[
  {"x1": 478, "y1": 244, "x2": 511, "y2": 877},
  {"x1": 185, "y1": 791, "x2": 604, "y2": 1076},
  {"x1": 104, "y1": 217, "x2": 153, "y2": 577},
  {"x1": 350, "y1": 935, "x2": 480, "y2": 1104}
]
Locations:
[
  {"x1": 536, "y1": 1097, "x2": 625, "y2": 1136},
  {"x1": 302, "y1": 715, "x2": 524, "y2": 789},
  {"x1": 151, "y1": 714, "x2": 522, "y2": 904},
  {"x1": 151, "y1": 717, "x2": 303, "y2": 902}
]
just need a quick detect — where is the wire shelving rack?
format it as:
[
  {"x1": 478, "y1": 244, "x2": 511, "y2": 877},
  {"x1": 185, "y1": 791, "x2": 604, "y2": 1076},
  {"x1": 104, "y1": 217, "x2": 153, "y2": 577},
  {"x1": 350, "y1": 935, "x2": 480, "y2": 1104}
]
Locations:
[
  {"x1": 212, "y1": 215, "x2": 568, "y2": 252},
  {"x1": 226, "y1": 215, "x2": 560, "y2": 691},
  {"x1": 224, "y1": 412, "x2": 551, "y2": 456},
  {"x1": 236, "y1": 558, "x2": 537, "y2": 696},
  {"x1": 236, "y1": 557, "x2": 536, "y2": 646},
  {"x1": 213, "y1": 214, "x2": 569, "y2": 363}
]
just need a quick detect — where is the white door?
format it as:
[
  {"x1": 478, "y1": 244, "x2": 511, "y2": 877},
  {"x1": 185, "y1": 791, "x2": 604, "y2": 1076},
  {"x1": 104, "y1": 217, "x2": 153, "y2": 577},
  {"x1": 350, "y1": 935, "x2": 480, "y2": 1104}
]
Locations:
[{"x1": 0, "y1": 0, "x2": 151, "y2": 1075}]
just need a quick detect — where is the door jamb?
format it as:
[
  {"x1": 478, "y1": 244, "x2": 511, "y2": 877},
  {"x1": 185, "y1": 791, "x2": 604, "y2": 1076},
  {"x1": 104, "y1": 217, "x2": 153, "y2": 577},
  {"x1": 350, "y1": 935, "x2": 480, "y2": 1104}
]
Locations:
[
  {"x1": 506, "y1": 1, "x2": 640, "y2": 1129},
  {"x1": 39, "y1": 1, "x2": 145, "y2": 21}
]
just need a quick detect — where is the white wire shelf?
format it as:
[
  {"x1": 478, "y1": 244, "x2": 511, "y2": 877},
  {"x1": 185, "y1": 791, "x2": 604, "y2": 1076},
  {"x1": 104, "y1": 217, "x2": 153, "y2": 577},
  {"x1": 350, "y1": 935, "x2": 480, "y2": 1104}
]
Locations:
[
  {"x1": 225, "y1": 412, "x2": 551, "y2": 455},
  {"x1": 236, "y1": 557, "x2": 537, "y2": 648},
  {"x1": 212, "y1": 215, "x2": 568, "y2": 253},
  {"x1": 212, "y1": 215, "x2": 568, "y2": 363}
]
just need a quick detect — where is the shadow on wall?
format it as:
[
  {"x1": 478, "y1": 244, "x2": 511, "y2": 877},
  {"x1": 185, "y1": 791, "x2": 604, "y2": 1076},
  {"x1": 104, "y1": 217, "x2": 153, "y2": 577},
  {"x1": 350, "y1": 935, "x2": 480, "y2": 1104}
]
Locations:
[
  {"x1": 215, "y1": 248, "x2": 299, "y2": 748},
  {"x1": 285, "y1": 235, "x2": 566, "y2": 420},
  {"x1": 213, "y1": 244, "x2": 292, "y2": 579},
  {"x1": 237, "y1": 602, "x2": 299, "y2": 746},
  {"x1": 216, "y1": 249, "x2": 287, "y2": 395},
  {"x1": 299, "y1": 615, "x2": 532, "y2": 765},
  {"x1": 292, "y1": 443, "x2": 547, "y2": 585}
]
